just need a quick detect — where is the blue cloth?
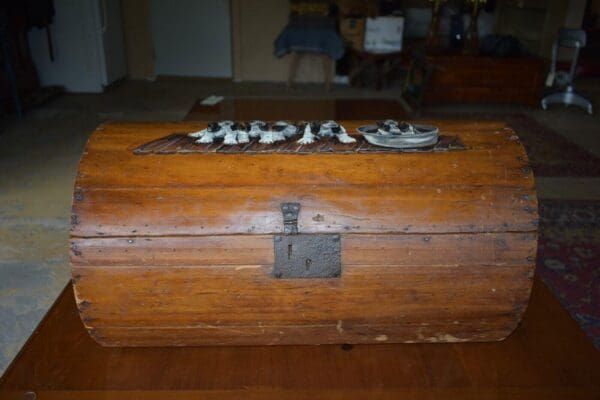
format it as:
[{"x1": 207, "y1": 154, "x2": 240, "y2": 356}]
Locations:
[{"x1": 274, "y1": 21, "x2": 345, "y2": 60}]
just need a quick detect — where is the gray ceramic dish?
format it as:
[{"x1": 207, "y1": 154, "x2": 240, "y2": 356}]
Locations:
[{"x1": 357, "y1": 123, "x2": 439, "y2": 149}]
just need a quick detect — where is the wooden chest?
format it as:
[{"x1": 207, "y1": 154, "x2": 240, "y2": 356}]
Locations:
[{"x1": 70, "y1": 120, "x2": 538, "y2": 346}]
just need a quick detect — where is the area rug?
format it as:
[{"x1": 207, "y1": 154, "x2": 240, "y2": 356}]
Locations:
[
  {"x1": 508, "y1": 115, "x2": 600, "y2": 177},
  {"x1": 537, "y1": 199, "x2": 600, "y2": 349},
  {"x1": 423, "y1": 111, "x2": 600, "y2": 177}
]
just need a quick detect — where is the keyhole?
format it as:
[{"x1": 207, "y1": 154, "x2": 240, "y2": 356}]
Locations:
[
  {"x1": 288, "y1": 244, "x2": 292, "y2": 260},
  {"x1": 305, "y1": 258, "x2": 312, "y2": 271}
]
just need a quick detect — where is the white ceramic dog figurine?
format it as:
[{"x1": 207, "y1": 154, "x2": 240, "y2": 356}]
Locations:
[
  {"x1": 377, "y1": 120, "x2": 414, "y2": 136},
  {"x1": 189, "y1": 121, "x2": 224, "y2": 144},
  {"x1": 191, "y1": 120, "x2": 354, "y2": 146},
  {"x1": 297, "y1": 122, "x2": 317, "y2": 144},
  {"x1": 236, "y1": 128, "x2": 250, "y2": 144},
  {"x1": 246, "y1": 121, "x2": 265, "y2": 138},
  {"x1": 297, "y1": 121, "x2": 356, "y2": 144},
  {"x1": 223, "y1": 124, "x2": 238, "y2": 145}
]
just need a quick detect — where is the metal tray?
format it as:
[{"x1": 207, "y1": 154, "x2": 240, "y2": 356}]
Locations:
[{"x1": 357, "y1": 123, "x2": 439, "y2": 149}]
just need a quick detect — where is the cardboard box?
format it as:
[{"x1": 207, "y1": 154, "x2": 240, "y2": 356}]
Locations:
[
  {"x1": 336, "y1": 0, "x2": 379, "y2": 17},
  {"x1": 290, "y1": 0, "x2": 330, "y2": 16},
  {"x1": 340, "y1": 17, "x2": 366, "y2": 51},
  {"x1": 364, "y1": 16, "x2": 404, "y2": 54}
]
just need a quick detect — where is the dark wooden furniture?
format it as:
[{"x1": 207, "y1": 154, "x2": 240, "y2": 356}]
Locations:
[
  {"x1": 349, "y1": 50, "x2": 405, "y2": 90},
  {"x1": 69, "y1": 120, "x2": 536, "y2": 346},
  {"x1": 495, "y1": 0, "x2": 568, "y2": 57},
  {"x1": 1, "y1": 277, "x2": 599, "y2": 399},
  {"x1": 424, "y1": 55, "x2": 545, "y2": 107},
  {"x1": 184, "y1": 98, "x2": 409, "y2": 121}
]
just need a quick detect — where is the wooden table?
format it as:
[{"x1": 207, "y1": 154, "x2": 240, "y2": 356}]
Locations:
[
  {"x1": 1, "y1": 277, "x2": 598, "y2": 399},
  {"x1": 184, "y1": 98, "x2": 408, "y2": 121}
]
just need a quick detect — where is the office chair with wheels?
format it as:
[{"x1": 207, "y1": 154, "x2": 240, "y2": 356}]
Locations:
[{"x1": 541, "y1": 28, "x2": 593, "y2": 115}]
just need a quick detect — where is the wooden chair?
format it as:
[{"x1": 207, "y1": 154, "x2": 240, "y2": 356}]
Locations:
[{"x1": 287, "y1": 52, "x2": 332, "y2": 91}]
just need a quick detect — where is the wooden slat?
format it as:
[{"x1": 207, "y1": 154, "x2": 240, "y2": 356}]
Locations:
[
  {"x1": 70, "y1": 233, "x2": 536, "y2": 267},
  {"x1": 72, "y1": 120, "x2": 535, "y2": 237},
  {"x1": 71, "y1": 186, "x2": 538, "y2": 236},
  {"x1": 77, "y1": 150, "x2": 532, "y2": 188},
  {"x1": 78, "y1": 147, "x2": 532, "y2": 188},
  {"x1": 90, "y1": 322, "x2": 517, "y2": 347},
  {"x1": 72, "y1": 263, "x2": 533, "y2": 331},
  {"x1": 76, "y1": 120, "x2": 532, "y2": 189}
]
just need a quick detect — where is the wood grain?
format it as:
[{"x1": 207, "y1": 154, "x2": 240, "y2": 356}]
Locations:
[
  {"x1": 71, "y1": 186, "x2": 537, "y2": 236},
  {"x1": 71, "y1": 262, "x2": 533, "y2": 345},
  {"x1": 1, "y1": 279, "x2": 599, "y2": 400},
  {"x1": 69, "y1": 119, "x2": 538, "y2": 346},
  {"x1": 2, "y1": 388, "x2": 598, "y2": 400},
  {"x1": 71, "y1": 233, "x2": 536, "y2": 267},
  {"x1": 76, "y1": 136, "x2": 532, "y2": 189}
]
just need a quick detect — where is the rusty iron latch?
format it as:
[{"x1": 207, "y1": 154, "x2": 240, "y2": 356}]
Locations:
[
  {"x1": 273, "y1": 203, "x2": 341, "y2": 279},
  {"x1": 281, "y1": 202, "x2": 300, "y2": 234}
]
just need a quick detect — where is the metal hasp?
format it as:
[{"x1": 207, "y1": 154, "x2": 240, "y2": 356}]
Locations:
[
  {"x1": 281, "y1": 203, "x2": 300, "y2": 234},
  {"x1": 274, "y1": 203, "x2": 342, "y2": 279}
]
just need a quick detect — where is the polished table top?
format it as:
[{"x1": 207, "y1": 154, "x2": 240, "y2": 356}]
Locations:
[
  {"x1": 1, "y1": 277, "x2": 599, "y2": 399},
  {"x1": 183, "y1": 98, "x2": 410, "y2": 122}
]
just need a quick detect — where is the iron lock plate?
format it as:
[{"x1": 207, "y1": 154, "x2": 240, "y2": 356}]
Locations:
[
  {"x1": 273, "y1": 202, "x2": 341, "y2": 279},
  {"x1": 273, "y1": 234, "x2": 341, "y2": 279}
]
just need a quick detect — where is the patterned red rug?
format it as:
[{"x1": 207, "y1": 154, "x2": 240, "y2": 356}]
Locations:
[{"x1": 538, "y1": 199, "x2": 600, "y2": 349}]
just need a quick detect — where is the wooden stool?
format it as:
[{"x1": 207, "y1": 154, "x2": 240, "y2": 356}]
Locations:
[{"x1": 287, "y1": 52, "x2": 332, "y2": 91}]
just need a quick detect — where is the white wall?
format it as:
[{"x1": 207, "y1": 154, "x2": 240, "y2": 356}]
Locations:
[
  {"x1": 28, "y1": 0, "x2": 127, "y2": 93},
  {"x1": 100, "y1": 0, "x2": 128, "y2": 84},
  {"x1": 28, "y1": 0, "x2": 105, "y2": 92},
  {"x1": 151, "y1": 0, "x2": 232, "y2": 77}
]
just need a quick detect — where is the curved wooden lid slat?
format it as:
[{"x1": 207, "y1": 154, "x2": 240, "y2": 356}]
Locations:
[{"x1": 71, "y1": 120, "x2": 538, "y2": 237}]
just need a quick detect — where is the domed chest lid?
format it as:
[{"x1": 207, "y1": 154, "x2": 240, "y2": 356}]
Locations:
[{"x1": 70, "y1": 120, "x2": 537, "y2": 238}]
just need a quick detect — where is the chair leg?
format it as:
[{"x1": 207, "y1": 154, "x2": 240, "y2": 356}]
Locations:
[
  {"x1": 541, "y1": 88, "x2": 593, "y2": 115},
  {"x1": 565, "y1": 91, "x2": 593, "y2": 115},
  {"x1": 322, "y1": 55, "x2": 332, "y2": 92},
  {"x1": 541, "y1": 92, "x2": 565, "y2": 110},
  {"x1": 287, "y1": 52, "x2": 300, "y2": 90}
]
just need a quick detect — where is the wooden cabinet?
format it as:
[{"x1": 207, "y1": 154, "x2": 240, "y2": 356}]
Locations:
[{"x1": 424, "y1": 55, "x2": 544, "y2": 106}]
